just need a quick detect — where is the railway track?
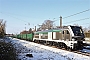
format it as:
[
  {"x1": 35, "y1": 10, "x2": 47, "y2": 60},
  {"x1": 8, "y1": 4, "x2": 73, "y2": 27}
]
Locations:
[
  {"x1": 58, "y1": 47, "x2": 90, "y2": 57},
  {"x1": 35, "y1": 41, "x2": 90, "y2": 57},
  {"x1": 58, "y1": 46, "x2": 90, "y2": 57},
  {"x1": 73, "y1": 50, "x2": 90, "y2": 56}
]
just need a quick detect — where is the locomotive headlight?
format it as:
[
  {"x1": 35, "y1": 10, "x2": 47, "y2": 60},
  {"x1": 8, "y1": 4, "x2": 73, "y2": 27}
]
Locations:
[
  {"x1": 72, "y1": 37, "x2": 77, "y2": 41},
  {"x1": 72, "y1": 38, "x2": 75, "y2": 41}
]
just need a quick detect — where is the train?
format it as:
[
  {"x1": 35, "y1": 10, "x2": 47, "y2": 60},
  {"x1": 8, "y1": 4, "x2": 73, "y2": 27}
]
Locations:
[{"x1": 13, "y1": 25, "x2": 85, "y2": 50}]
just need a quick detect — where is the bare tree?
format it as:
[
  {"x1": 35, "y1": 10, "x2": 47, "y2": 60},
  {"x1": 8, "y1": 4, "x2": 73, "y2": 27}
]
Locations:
[
  {"x1": 88, "y1": 25, "x2": 90, "y2": 30},
  {"x1": 0, "y1": 19, "x2": 6, "y2": 38},
  {"x1": 28, "y1": 28, "x2": 32, "y2": 33},
  {"x1": 83, "y1": 27, "x2": 88, "y2": 33},
  {"x1": 87, "y1": 25, "x2": 90, "y2": 32},
  {"x1": 38, "y1": 20, "x2": 55, "y2": 30},
  {"x1": 73, "y1": 24, "x2": 79, "y2": 26}
]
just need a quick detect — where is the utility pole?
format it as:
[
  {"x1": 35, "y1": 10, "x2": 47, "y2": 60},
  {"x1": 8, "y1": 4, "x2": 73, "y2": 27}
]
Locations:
[
  {"x1": 60, "y1": 16, "x2": 62, "y2": 28},
  {"x1": 25, "y1": 24, "x2": 27, "y2": 40},
  {"x1": 25, "y1": 24, "x2": 26, "y2": 31}
]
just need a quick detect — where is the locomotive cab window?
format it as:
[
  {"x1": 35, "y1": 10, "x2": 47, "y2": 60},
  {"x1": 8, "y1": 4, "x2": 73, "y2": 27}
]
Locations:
[
  {"x1": 71, "y1": 26, "x2": 84, "y2": 36},
  {"x1": 63, "y1": 31, "x2": 64, "y2": 34},
  {"x1": 66, "y1": 30, "x2": 69, "y2": 34},
  {"x1": 62, "y1": 30, "x2": 69, "y2": 34},
  {"x1": 62, "y1": 30, "x2": 70, "y2": 40}
]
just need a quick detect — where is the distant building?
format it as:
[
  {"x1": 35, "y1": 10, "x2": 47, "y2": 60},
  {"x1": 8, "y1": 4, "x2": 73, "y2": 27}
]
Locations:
[{"x1": 20, "y1": 30, "x2": 29, "y2": 34}]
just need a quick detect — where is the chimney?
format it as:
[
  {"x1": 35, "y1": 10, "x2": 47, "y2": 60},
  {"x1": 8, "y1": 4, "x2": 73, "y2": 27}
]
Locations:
[
  {"x1": 35, "y1": 26, "x2": 36, "y2": 31},
  {"x1": 60, "y1": 16, "x2": 62, "y2": 28}
]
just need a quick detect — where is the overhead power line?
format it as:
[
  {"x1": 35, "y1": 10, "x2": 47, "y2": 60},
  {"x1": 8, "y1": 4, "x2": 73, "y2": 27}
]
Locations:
[
  {"x1": 0, "y1": 12, "x2": 30, "y2": 24},
  {"x1": 63, "y1": 17, "x2": 90, "y2": 24},
  {"x1": 52, "y1": 9, "x2": 90, "y2": 22},
  {"x1": 81, "y1": 23, "x2": 90, "y2": 25},
  {"x1": 63, "y1": 9, "x2": 90, "y2": 19}
]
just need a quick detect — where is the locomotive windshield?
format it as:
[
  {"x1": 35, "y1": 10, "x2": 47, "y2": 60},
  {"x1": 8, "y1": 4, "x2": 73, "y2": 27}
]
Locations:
[{"x1": 71, "y1": 26, "x2": 83, "y2": 36}]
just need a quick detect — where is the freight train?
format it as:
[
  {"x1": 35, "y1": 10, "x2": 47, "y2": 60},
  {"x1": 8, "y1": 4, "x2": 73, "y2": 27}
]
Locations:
[{"x1": 13, "y1": 25, "x2": 85, "y2": 50}]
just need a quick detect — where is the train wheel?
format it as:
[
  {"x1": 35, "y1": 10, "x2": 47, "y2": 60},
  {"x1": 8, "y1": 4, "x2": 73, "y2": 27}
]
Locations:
[
  {"x1": 57, "y1": 42, "x2": 61, "y2": 48},
  {"x1": 61, "y1": 43, "x2": 64, "y2": 48},
  {"x1": 33, "y1": 39, "x2": 36, "y2": 43},
  {"x1": 49, "y1": 42, "x2": 53, "y2": 46},
  {"x1": 66, "y1": 47, "x2": 72, "y2": 51},
  {"x1": 37, "y1": 40, "x2": 40, "y2": 44},
  {"x1": 58, "y1": 43, "x2": 62, "y2": 48}
]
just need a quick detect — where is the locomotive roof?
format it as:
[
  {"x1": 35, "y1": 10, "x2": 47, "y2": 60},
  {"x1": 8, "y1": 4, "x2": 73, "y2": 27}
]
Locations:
[{"x1": 34, "y1": 29, "x2": 62, "y2": 34}]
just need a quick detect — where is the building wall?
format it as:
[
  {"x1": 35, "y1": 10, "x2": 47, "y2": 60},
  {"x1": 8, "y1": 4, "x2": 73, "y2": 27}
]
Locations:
[{"x1": 85, "y1": 33, "x2": 90, "y2": 38}]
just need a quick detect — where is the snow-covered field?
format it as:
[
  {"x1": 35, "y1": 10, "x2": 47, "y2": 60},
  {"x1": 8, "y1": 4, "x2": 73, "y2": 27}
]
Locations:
[{"x1": 5, "y1": 38, "x2": 90, "y2": 60}]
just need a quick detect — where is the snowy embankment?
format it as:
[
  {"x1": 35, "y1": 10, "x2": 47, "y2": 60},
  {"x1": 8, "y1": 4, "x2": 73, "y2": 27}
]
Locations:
[
  {"x1": 85, "y1": 38, "x2": 90, "y2": 44},
  {"x1": 9, "y1": 38, "x2": 90, "y2": 60}
]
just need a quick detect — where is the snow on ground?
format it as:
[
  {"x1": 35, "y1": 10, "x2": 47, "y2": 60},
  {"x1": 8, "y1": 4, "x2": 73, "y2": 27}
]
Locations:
[
  {"x1": 6, "y1": 38, "x2": 90, "y2": 60},
  {"x1": 84, "y1": 38, "x2": 90, "y2": 44}
]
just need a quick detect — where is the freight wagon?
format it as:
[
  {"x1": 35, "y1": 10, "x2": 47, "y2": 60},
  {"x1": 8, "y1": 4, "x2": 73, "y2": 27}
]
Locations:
[{"x1": 13, "y1": 33, "x2": 34, "y2": 41}]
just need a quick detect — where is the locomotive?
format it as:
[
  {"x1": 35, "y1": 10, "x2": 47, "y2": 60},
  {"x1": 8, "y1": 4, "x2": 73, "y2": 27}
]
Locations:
[{"x1": 13, "y1": 25, "x2": 85, "y2": 50}]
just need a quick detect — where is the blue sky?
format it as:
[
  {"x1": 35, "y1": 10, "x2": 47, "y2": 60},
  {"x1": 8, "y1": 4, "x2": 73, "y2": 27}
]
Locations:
[{"x1": 0, "y1": 0, "x2": 90, "y2": 34}]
